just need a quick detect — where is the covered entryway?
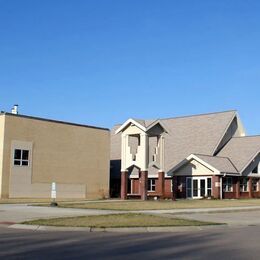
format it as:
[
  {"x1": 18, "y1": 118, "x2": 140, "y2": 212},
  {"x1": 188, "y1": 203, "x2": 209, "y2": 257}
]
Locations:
[{"x1": 186, "y1": 177, "x2": 212, "y2": 199}]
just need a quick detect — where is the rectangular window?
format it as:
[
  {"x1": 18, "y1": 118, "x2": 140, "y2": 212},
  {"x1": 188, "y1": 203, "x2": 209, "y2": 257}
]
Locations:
[
  {"x1": 171, "y1": 179, "x2": 174, "y2": 192},
  {"x1": 223, "y1": 177, "x2": 233, "y2": 192},
  {"x1": 148, "y1": 179, "x2": 156, "y2": 192},
  {"x1": 252, "y1": 178, "x2": 259, "y2": 192},
  {"x1": 207, "y1": 178, "x2": 212, "y2": 197},
  {"x1": 14, "y1": 149, "x2": 29, "y2": 166},
  {"x1": 240, "y1": 178, "x2": 248, "y2": 192}
]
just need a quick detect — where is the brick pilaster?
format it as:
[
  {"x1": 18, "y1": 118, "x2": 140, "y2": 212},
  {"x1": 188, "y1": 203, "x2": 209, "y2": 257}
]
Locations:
[
  {"x1": 235, "y1": 177, "x2": 240, "y2": 199},
  {"x1": 158, "y1": 171, "x2": 165, "y2": 199},
  {"x1": 120, "y1": 171, "x2": 128, "y2": 200},
  {"x1": 140, "y1": 171, "x2": 148, "y2": 200},
  {"x1": 249, "y1": 177, "x2": 253, "y2": 198},
  {"x1": 212, "y1": 175, "x2": 221, "y2": 199}
]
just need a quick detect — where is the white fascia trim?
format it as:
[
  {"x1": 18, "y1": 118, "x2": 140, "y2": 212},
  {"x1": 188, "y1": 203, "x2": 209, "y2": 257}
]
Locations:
[
  {"x1": 212, "y1": 112, "x2": 237, "y2": 154},
  {"x1": 188, "y1": 154, "x2": 221, "y2": 174},
  {"x1": 115, "y1": 118, "x2": 146, "y2": 134},
  {"x1": 169, "y1": 154, "x2": 221, "y2": 175},
  {"x1": 240, "y1": 150, "x2": 260, "y2": 175},
  {"x1": 146, "y1": 120, "x2": 169, "y2": 134}
]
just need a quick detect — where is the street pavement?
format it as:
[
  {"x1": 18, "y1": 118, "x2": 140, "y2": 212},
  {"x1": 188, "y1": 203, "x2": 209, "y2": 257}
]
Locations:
[{"x1": 0, "y1": 225, "x2": 260, "y2": 259}]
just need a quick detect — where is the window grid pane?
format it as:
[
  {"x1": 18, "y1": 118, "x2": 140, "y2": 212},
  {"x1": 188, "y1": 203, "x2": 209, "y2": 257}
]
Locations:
[{"x1": 13, "y1": 149, "x2": 29, "y2": 167}]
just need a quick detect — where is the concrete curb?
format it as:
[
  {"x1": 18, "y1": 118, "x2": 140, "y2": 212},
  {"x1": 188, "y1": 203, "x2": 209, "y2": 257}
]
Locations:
[{"x1": 9, "y1": 223, "x2": 226, "y2": 233}]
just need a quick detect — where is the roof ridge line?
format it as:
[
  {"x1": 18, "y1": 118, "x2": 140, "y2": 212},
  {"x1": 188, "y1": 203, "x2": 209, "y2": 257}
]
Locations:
[
  {"x1": 157, "y1": 110, "x2": 237, "y2": 121},
  {"x1": 226, "y1": 157, "x2": 240, "y2": 173},
  {"x1": 194, "y1": 153, "x2": 231, "y2": 160},
  {"x1": 2, "y1": 112, "x2": 109, "y2": 131},
  {"x1": 232, "y1": 135, "x2": 260, "y2": 138}
]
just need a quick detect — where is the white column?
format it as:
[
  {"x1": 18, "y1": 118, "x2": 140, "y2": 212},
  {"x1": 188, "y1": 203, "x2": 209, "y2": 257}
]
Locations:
[
  {"x1": 140, "y1": 133, "x2": 148, "y2": 171},
  {"x1": 159, "y1": 135, "x2": 165, "y2": 172}
]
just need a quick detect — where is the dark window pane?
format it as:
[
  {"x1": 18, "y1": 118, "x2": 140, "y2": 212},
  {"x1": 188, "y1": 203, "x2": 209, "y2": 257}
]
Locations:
[
  {"x1": 14, "y1": 149, "x2": 21, "y2": 160},
  {"x1": 22, "y1": 161, "x2": 29, "y2": 166},
  {"x1": 201, "y1": 179, "x2": 205, "y2": 197},
  {"x1": 207, "y1": 178, "x2": 211, "y2": 188},
  {"x1": 193, "y1": 180, "x2": 198, "y2": 196},
  {"x1": 14, "y1": 160, "x2": 20, "y2": 165},
  {"x1": 22, "y1": 150, "x2": 29, "y2": 160}
]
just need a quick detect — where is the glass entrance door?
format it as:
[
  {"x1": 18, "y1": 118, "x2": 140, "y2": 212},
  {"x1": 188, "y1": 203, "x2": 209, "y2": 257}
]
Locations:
[{"x1": 186, "y1": 177, "x2": 210, "y2": 199}]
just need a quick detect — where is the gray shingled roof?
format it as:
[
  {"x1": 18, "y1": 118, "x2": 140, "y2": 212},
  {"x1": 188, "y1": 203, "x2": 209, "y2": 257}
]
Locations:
[
  {"x1": 111, "y1": 110, "x2": 237, "y2": 173},
  {"x1": 217, "y1": 136, "x2": 260, "y2": 173},
  {"x1": 194, "y1": 154, "x2": 238, "y2": 173}
]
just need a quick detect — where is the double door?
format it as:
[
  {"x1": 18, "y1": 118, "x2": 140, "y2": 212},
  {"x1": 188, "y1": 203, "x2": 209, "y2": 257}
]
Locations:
[{"x1": 186, "y1": 177, "x2": 211, "y2": 199}]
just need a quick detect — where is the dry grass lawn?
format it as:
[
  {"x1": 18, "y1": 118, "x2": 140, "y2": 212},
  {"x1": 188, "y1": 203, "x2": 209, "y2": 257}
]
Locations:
[
  {"x1": 23, "y1": 213, "x2": 217, "y2": 228},
  {"x1": 56, "y1": 199, "x2": 260, "y2": 211}
]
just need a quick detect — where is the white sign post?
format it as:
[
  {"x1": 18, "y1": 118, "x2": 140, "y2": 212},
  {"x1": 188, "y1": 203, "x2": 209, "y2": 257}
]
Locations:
[{"x1": 50, "y1": 182, "x2": 58, "y2": 206}]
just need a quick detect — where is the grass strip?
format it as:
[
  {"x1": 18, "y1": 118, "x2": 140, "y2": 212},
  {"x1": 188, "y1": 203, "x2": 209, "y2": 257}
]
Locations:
[
  {"x1": 43, "y1": 199, "x2": 260, "y2": 211},
  {"x1": 22, "y1": 213, "x2": 220, "y2": 228}
]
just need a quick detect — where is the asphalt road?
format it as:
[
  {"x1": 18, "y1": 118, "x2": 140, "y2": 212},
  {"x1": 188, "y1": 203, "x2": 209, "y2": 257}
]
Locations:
[{"x1": 0, "y1": 225, "x2": 260, "y2": 260}]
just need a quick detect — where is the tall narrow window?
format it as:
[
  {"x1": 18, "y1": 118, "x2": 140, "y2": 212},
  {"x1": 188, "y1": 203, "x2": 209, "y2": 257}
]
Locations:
[
  {"x1": 207, "y1": 178, "x2": 212, "y2": 197},
  {"x1": 148, "y1": 179, "x2": 156, "y2": 192},
  {"x1": 223, "y1": 177, "x2": 233, "y2": 192},
  {"x1": 14, "y1": 149, "x2": 29, "y2": 166},
  {"x1": 240, "y1": 178, "x2": 248, "y2": 192},
  {"x1": 252, "y1": 178, "x2": 259, "y2": 192}
]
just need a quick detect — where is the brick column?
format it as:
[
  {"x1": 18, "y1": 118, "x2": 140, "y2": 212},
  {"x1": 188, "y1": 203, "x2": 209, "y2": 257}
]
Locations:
[
  {"x1": 249, "y1": 177, "x2": 253, "y2": 198},
  {"x1": 120, "y1": 171, "x2": 128, "y2": 200},
  {"x1": 235, "y1": 177, "x2": 240, "y2": 199},
  {"x1": 140, "y1": 171, "x2": 148, "y2": 200},
  {"x1": 158, "y1": 171, "x2": 165, "y2": 199},
  {"x1": 212, "y1": 175, "x2": 221, "y2": 199},
  {"x1": 172, "y1": 176, "x2": 178, "y2": 200}
]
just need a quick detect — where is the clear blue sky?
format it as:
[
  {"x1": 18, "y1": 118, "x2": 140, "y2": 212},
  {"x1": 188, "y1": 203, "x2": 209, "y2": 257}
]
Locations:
[{"x1": 0, "y1": 0, "x2": 259, "y2": 134}]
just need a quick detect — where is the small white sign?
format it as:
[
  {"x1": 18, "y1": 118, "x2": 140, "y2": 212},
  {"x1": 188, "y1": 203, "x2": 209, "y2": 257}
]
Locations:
[
  {"x1": 52, "y1": 182, "x2": 56, "y2": 191},
  {"x1": 51, "y1": 190, "x2": 57, "y2": 199},
  {"x1": 51, "y1": 182, "x2": 56, "y2": 199},
  {"x1": 215, "y1": 182, "x2": 220, "y2": 187}
]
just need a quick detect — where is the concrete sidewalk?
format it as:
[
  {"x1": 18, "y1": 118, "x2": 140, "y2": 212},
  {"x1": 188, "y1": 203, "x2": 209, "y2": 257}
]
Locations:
[
  {"x1": 0, "y1": 204, "x2": 122, "y2": 223},
  {"x1": 2, "y1": 204, "x2": 260, "y2": 223}
]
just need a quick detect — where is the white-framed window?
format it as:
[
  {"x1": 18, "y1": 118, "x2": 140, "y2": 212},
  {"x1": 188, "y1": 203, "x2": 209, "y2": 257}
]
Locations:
[
  {"x1": 148, "y1": 179, "x2": 156, "y2": 192},
  {"x1": 252, "y1": 178, "x2": 259, "y2": 192},
  {"x1": 14, "y1": 149, "x2": 29, "y2": 166},
  {"x1": 223, "y1": 177, "x2": 233, "y2": 192},
  {"x1": 240, "y1": 178, "x2": 248, "y2": 192},
  {"x1": 207, "y1": 177, "x2": 212, "y2": 197}
]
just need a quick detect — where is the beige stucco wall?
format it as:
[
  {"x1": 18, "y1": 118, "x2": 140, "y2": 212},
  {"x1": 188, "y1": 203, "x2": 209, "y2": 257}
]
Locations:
[
  {"x1": 174, "y1": 159, "x2": 214, "y2": 176},
  {"x1": 0, "y1": 114, "x2": 110, "y2": 199},
  {"x1": 0, "y1": 116, "x2": 5, "y2": 197}
]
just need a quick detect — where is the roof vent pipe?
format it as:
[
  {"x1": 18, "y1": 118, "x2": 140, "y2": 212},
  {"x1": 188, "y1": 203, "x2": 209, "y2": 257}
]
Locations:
[{"x1": 11, "y1": 104, "x2": 19, "y2": 115}]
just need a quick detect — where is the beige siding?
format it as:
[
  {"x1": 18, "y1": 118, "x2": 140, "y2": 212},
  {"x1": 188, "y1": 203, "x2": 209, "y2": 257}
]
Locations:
[
  {"x1": 1, "y1": 114, "x2": 110, "y2": 199},
  {"x1": 0, "y1": 116, "x2": 5, "y2": 197},
  {"x1": 174, "y1": 159, "x2": 214, "y2": 176}
]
